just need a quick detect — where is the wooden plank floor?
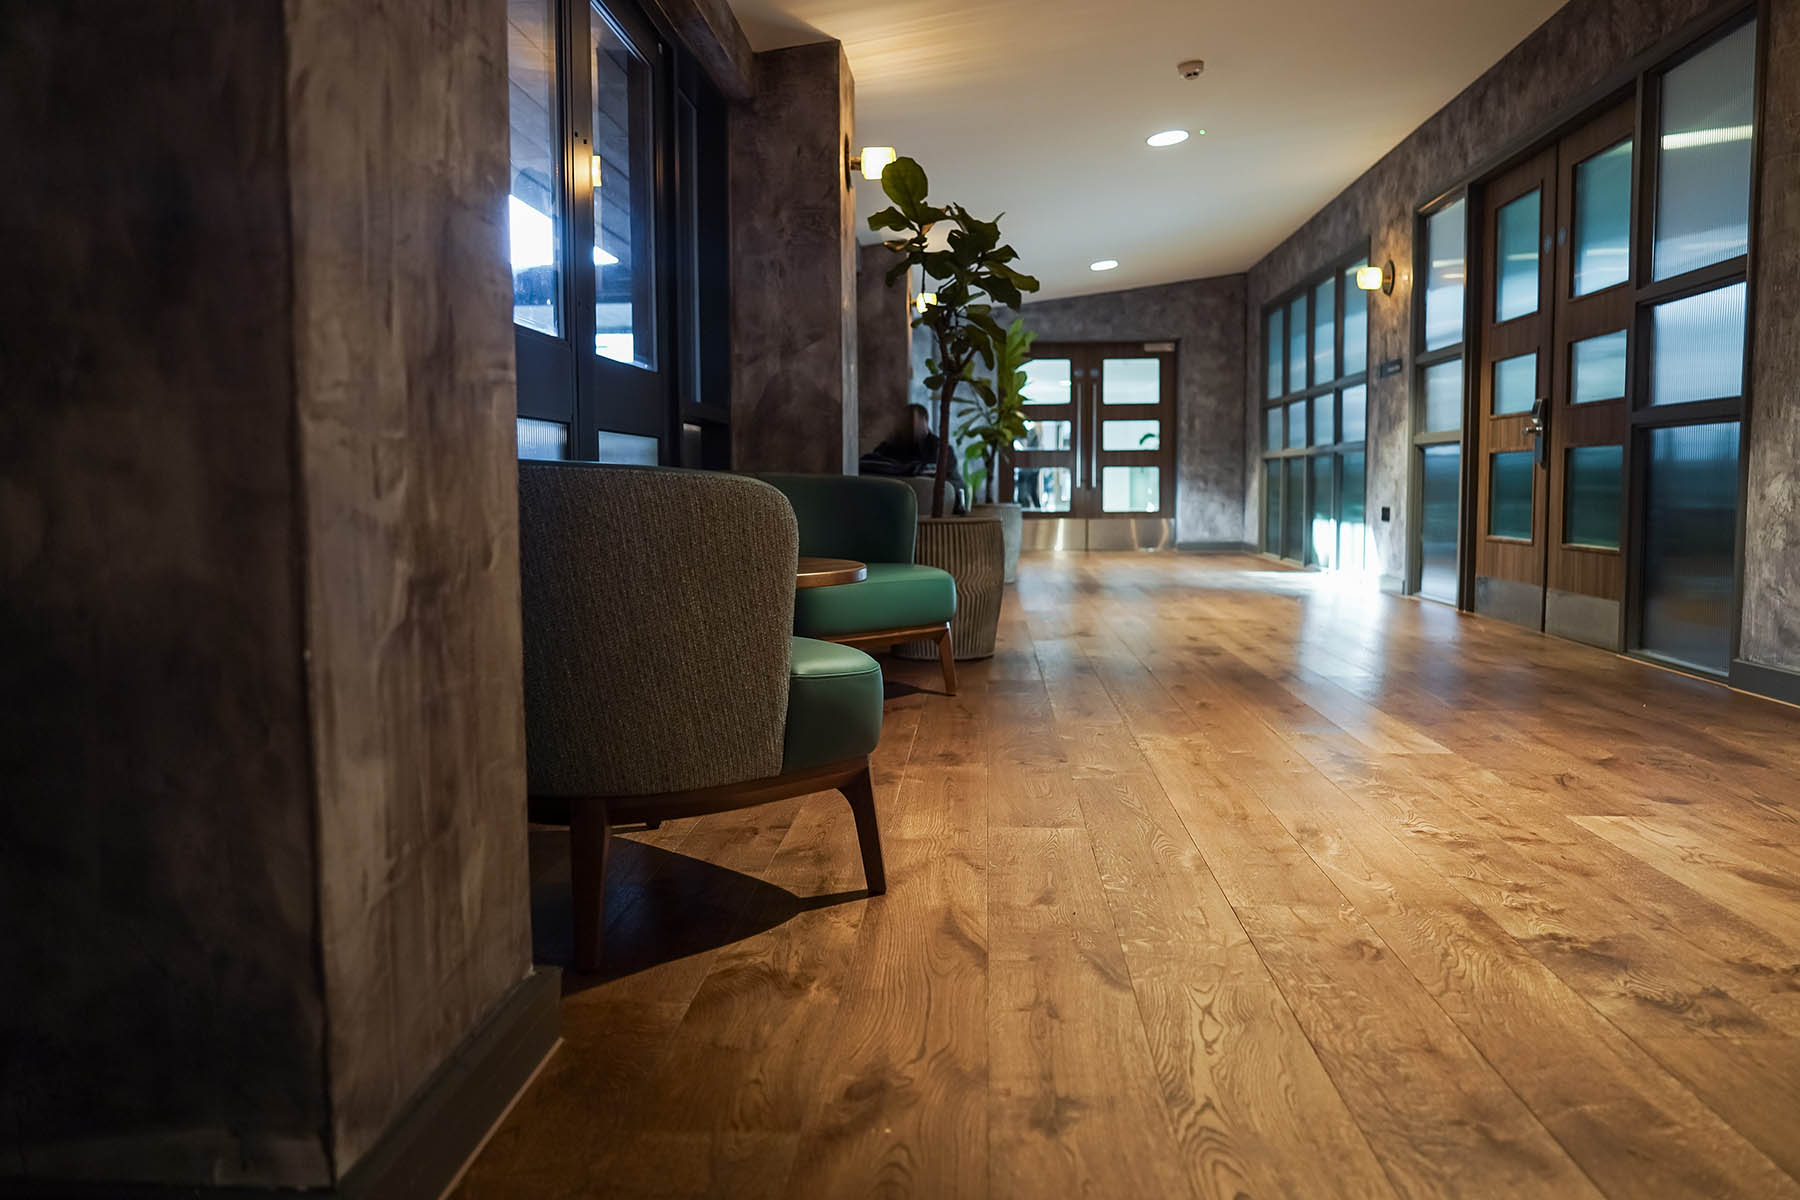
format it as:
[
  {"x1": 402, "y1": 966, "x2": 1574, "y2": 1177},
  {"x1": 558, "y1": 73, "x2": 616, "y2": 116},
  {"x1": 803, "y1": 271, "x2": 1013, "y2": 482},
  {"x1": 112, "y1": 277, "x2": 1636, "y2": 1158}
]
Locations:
[{"x1": 456, "y1": 553, "x2": 1800, "y2": 1199}]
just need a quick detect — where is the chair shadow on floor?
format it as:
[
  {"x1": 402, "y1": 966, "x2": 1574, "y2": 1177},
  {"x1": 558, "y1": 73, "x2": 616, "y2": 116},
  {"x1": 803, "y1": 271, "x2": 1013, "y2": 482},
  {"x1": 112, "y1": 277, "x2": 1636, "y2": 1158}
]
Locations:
[{"x1": 528, "y1": 829, "x2": 870, "y2": 991}]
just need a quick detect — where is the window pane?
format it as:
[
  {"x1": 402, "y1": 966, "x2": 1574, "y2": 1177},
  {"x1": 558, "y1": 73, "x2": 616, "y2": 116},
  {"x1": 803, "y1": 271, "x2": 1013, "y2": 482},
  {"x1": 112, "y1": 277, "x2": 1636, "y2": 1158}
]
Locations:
[
  {"x1": 593, "y1": 7, "x2": 657, "y2": 367},
  {"x1": 509, "y1": 0, "x2": 561, "y2": 336},
  {"x1": 1308, "y1": 456, "x2": 1335, "y2": 569},
  {"x1": 1266, "y1": 309, "x2": 1284, "y2": 399},
  {"x1": 1340, "y1": 451, "x2": 1366, "y2": 572},
  {"x1": 1265, "y1": 407, "x2": 1282, "y2": 451},
  {"x1": 597, "y1": 429, "x2": 658, "y2": 464},
  {"x1": 1652, "y1": 282, "x2": 1746, "y2": 405},
  {"x1": 1015, "y1": 420, "x2": 1071, "y2": 451},
  {"x1": 1286, "y1": 400, "x2": 1306, "y2": 449},
  {"x1": 1288, "y1": 296, "x2": 1308, "y2": 389},
  {"x1": 1341, "y1": 384, "x2": 1366, "y2": 443},
  {"x1": 1313, "y1": 278, "x2": 1336, "y2": 383},
  {"x1": 1496, "y1": 190, "x2": 1541, "y2": 322},
  {"x1": 1572, "y1": 331, "x2": 1629, "y2": 404},
  {"x1": 1493, "y1": 352, "x2": 1538, "y2": 415},
  {"x1": 1103, "y1": 420, "x2": 1160, "y2": 451},
  {"x1": 1015, "y1": 467, "x2": 1072, "y2": 512},
  {"x1": 1283, "y1": 458, "x2": 1305, "y2": 560},
  {"x1": 1101, "y1": 467, "x2": 1159, "y2": 513},
  {"x1": 516, "y1": 417, "x2": 567, "y2": 460},
  {"x1": 1263, "y1": 461, "x2": 1282, "y2": 551},
  {"x1": 1565, "y1": 445, "x2": 1623, "y2": 549},
  {"x1": 1423, "y1": 359, "x2": 1463, "y2": 432},
  {"x1": 1642, "y1": 421, "x2": 1741, "y2": 672},
  {"x1": 1572, "y1": 139, "x2": 1633, "y2": 296},
  {"x1": 1425, "y1": 198, "x2": 1467, "y2": 350},
  {"x1": 1311, "y1": 397, "x2": 1335, "y2": 447},
  {"x1": 1655, "y1": 22, "x2": 1756, "y2": 280},
  {"x1": 1420, "y1": 445, "x2": 1461, "y2": 601},
  {"x1": 1102, "y1": 358, "x2": 1161, "y2": 404},
  {"x1": 1022, "y1": 358, "x2": 1072, "y2": 404},
  {"x1": 1489, "y1": 450, "x2": 1535, "y2": 539},
  {"x1": 1343, "y1": 264, "x2": 1369, "y2": 374}
]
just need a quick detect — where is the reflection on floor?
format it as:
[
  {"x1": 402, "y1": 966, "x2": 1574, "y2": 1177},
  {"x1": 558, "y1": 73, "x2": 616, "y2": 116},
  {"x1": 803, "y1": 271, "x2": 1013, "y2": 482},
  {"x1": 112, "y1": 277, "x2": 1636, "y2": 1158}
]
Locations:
[{"x1": 458, "y1": 553, "x2": 1800, "y2": 1199}]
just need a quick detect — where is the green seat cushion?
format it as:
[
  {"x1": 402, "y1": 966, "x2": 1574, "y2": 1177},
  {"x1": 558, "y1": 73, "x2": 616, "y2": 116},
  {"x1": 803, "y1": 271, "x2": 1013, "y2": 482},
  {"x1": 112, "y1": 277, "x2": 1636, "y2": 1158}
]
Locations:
[
  {"x1": 783, "y1": 637, "x2": 884, "y2": 772},
  {"x1": 791, "y1": 563, "x2": 956, "y2": 639}
]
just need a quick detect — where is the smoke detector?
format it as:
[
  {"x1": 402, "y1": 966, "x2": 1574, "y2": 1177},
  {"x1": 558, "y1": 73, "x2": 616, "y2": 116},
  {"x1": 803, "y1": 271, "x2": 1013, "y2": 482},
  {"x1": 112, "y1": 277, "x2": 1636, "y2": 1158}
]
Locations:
[{"x1": 1177, "y1": 59, "x2": 1205, "y2": 80}]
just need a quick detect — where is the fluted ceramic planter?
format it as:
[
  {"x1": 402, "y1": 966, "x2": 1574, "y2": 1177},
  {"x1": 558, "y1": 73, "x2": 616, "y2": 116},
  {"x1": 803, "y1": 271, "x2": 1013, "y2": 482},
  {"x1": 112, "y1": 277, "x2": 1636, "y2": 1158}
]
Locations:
[
  {"x1": 970, "y1": 502, "x2": 1023, "y2": 583},
  {"x1": 896, "y1": 516, "x2": 1005, "y2": 661}
]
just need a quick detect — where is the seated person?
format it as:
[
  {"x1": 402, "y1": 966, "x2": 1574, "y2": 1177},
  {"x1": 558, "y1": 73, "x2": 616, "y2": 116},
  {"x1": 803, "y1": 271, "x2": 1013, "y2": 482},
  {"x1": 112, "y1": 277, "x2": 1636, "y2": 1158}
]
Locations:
[{"x1": 861, "y1": 403, "x2": 966, "y2": 513}]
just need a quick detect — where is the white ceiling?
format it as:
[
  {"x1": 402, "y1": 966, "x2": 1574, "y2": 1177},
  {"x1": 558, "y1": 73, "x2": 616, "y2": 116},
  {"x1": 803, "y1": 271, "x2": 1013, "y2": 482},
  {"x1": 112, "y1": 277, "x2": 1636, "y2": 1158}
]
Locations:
[{"x1": 726, "y1": 0, "x2": 1566, "y2": 300}]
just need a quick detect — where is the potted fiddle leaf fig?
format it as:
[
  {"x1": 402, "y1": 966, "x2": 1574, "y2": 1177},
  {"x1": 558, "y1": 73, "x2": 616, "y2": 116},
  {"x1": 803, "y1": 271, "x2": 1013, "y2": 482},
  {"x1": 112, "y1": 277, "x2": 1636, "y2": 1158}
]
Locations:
[
  {"x1": 957, "y1": 317, "x2": 1036, "y2": 584},
  {"x1": 870, "y1": 158, "x2": 1039, "y2": 656}
]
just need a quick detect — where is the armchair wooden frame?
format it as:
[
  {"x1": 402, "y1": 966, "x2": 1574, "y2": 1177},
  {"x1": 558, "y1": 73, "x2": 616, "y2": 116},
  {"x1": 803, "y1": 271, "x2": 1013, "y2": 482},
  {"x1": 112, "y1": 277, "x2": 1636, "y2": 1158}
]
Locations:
[
  {"x1": 823, "y1": 622, "x2": 956, "y2": 696},
  {"x1": 534, "y1": 757, "x2": 885, "y2": 973}
]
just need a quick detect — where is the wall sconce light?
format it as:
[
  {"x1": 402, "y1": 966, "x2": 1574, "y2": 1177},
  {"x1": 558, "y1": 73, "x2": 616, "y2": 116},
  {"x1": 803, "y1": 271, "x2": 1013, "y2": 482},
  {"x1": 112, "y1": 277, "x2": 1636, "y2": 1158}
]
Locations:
[
  {"x1": 1356, "y1": 261, "x2": 1395, "y2": 295},
  {"x1": 849, "y1": 145, "x2": 898, "y2": 181},
  {"x1": 591, "y1": 155, "x2": 603, "y2": 191},
  {"x1": 914, "y1": 291, "x2": 939, "y2": 316}
]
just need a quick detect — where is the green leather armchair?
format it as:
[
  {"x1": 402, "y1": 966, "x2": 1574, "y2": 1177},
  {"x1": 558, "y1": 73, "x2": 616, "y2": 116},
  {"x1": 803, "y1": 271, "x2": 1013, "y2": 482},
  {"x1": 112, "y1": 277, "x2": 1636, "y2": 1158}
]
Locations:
[
  {"x1": 756, "y1": 474, "x2": 959, "y2": 694},
  {"x1": 517, "y1": 463, "x2": 887, "y2": 972}
]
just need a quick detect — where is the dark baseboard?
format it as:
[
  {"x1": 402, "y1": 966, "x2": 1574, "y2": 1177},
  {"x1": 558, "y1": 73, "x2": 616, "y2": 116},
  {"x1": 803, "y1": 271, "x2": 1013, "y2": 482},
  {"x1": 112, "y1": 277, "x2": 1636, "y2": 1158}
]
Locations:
[
  {"x1": 1730, "y1": 657, "x2": 1800, "y2": 707},
  {"x1": 1177, "y1": 540, "x2": 1252, "y2": 553},
  {"x1": 2, "y1": 968, "x2": 561, "y2": 1200}
]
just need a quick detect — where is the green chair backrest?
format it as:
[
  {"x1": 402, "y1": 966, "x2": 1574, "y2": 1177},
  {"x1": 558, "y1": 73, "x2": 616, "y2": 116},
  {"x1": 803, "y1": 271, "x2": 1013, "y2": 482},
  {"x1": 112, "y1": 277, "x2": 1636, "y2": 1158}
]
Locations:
[{"x1": 755, "y1": 474, "x2": 917, "y2": 565}]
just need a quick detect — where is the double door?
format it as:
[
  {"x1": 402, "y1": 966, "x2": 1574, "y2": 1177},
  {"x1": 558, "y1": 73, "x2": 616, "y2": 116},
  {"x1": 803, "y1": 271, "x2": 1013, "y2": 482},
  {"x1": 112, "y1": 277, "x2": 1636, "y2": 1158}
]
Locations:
[
  {"x1": 1009, "y1": 342, "x2": 1176, "y2": 550},
  {"x1": 1474, "y1": 101, "x2": 1633, "y2": 645}
]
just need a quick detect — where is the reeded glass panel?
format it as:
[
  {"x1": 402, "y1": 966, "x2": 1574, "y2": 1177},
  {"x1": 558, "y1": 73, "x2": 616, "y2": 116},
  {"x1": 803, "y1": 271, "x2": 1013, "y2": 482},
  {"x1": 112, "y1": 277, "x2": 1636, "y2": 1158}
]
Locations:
[
  {"x1": 1652, "y1": 282, "x2": 1746, "y2": 405},
  {"x1": 1496, "y1": 190, "x2": 1541, "y2": 322},
  {"x1": 597, "y1": 429, "x2": 658, "y2": 464},
  {"x1": 1340, "y1": 451, "x2": 1366, "y2": 572},
  {"x1": 1263, "y1": 461, "x2": 1281, "y2": 551},
  {"x1": 1341, "y1": 385, "x2": 1366, "y2": 443},
  {"x1": 1283, "y1": 457, "x2": 1306, "y2": 561},
  {"x1": 1015, "y1": 420, "x2": 1071, "y2": 451},
  {"x1": 1572, "y1": 139, "x2": 1633, "y2": 296},
  {"x1": 1102, "y1": 467, "x2": 1159, "y2": 513},
  {"x1": 1419, "y1": 445, "x2": 1461, "y2": 602},
  {"x1": 1266, "y1": 309, "x2": 1285, "y2": 398},
  {"x1": 1642, "y1": 421, "x2": 1741, "y2": 672},
  {"x1": 1493, "y1": 352, "x2": 1538, "y2": 415},
  {"x1": 1313, "y1": 278, "x2": 1336, "y2": 383},
  {"x1": 1342, "y1": 264, "x2": 1369, "y2": 375},
  {"x1": 1655, "y1": 22, "x2": 1757, "y2": 280},
  {"x1": 1308, "y1": 456, "x2": 1335, "y2": 569},
  {"x1": 1288, "y1": 296, "x2": 1308, "y2": 389},
  {"x1": 1572, "y1": 331, "x2": 1629, "y2": 404},
  {"x1": 516, "y1": 417, "x2": 567, "y2": 460},
  {"x1": 1489, "y1": 450, "x2": 1535, "y2": 540},
  {"x1": 1103, "y1": 420, "x2": 1160, "y2": 451},
  {"x1": 509, "y1": 0, "x2": 561, "y2": 336},
  {"x1": 592, "y1": 6, "x2": 657, "y2": 367},
  {"x1": 1286, "y1": 400, "x2": 1306, "y2": 450},
  {"x1": 1102, "y1": 358, "x2": 1161, "y2": 405},
  {"x1": 1265, "y1": 407, "x2": 1282, "y2": 451},
  {"x1": 1425, "y1": 199, "x2": 1467, "y2": 350},
  {"x1": 1311, "y1": 397, "x2": 1335, "y2": 447},
  {"x1": 1423, "y1": 359, "x2": 1463, "y2": 432},
  {"x1": 1565, "y1": 445, "x2": 1623, "y2": 549},
  {"x1": 1021, "y1": 358, "x2": 1072, "y2": 404},
  {"x1": 1015, "y1": 467, "x2": 1072, "y2": 512}
]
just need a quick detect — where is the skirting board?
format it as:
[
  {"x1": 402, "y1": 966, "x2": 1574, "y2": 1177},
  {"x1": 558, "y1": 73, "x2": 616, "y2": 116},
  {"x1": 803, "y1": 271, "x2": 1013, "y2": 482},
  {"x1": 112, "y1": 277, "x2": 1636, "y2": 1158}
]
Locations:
[
  {"x1": 2, "y1": 968, "x2": 561, "y2": 1200},
  {"x1": 1730, "y1": 658, "x2": 1800, "y2": 707},
  {"x1": 1177, "y1": 540, "x2": 1252, "y2": 553}
]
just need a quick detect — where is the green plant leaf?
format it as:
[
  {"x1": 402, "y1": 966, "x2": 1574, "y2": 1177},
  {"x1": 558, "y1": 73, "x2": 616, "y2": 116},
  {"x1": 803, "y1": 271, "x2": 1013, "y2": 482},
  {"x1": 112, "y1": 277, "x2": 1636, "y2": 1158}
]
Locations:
[
  {"x1": 880, "y1": 156, "x2": 929, "y2": 217},
  {"x1": 868, "y1": 207, "x2": 909, "y2": 232}
]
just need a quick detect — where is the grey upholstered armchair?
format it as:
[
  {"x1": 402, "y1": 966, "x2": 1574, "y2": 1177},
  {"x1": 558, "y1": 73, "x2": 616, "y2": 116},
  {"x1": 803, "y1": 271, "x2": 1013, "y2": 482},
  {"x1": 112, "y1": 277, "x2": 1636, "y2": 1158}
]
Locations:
[{"x1": 516, "y1": 463, "x2": 888, "y2": 972}]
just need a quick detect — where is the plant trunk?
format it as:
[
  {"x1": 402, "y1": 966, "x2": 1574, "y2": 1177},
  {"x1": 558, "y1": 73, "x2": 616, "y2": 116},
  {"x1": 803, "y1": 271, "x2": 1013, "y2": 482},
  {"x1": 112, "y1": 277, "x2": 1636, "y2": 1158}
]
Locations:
[
  {"x1": 983, "y1": 448, "x2": 996, "y2": 504},
  {"x1": 932, "y1": 374, "x2": 956, "y2": 518}
]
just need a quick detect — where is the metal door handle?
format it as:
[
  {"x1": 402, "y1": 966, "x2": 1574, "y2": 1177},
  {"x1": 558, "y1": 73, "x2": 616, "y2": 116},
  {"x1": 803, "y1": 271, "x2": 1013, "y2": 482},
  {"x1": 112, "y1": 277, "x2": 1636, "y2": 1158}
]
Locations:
[{"x1": 1526, "y1": 398, "x2": 1549, "y2": 468}]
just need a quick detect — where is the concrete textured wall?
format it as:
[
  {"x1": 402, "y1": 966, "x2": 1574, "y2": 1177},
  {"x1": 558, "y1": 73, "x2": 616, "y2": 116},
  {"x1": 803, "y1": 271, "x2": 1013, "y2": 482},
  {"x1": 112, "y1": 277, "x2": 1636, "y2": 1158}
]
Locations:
[
  {"x1": 0, "y1": 0, "x2": 532, "y2": 1186},
  {"x1": 1014, "y1": 276, "x2": 1249, "y2": 544},
  {"x1": 857, "y1": 243, "x2": 915, "y2": 453},
  {"x1": 729, "y1": 42, "x2": 860, "y2": 474},
  {"x1": 1242, "y1": 0, "x2": 1734, "y2": 591},
  {"x1": 1742, "y1": 0, "x2": 1800, "y2": 671}
]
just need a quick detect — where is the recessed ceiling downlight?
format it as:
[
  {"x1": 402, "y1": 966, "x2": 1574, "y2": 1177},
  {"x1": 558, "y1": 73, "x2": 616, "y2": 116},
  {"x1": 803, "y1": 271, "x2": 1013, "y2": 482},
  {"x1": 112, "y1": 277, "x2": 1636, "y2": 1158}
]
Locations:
[
  {"x1": 1146, "y1": 129, "x2": 1190, "y2": 147},
  {"x1": 1090, "y1": 259, "x2": 1120, "y2": 272}
]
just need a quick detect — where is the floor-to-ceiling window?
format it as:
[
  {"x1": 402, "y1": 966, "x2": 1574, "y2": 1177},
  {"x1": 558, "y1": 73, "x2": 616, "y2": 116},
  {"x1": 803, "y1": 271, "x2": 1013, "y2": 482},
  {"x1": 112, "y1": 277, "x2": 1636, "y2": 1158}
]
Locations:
[
  {"x1": 508, "y1": 0, "x2": 730, "y2": 469},
  {"x1": 1259, "y1": 254, "x2": 1370, "y2": 570},
  {"x1": 1411, "y1": 196, "x2": 1468, "y2": 603}
]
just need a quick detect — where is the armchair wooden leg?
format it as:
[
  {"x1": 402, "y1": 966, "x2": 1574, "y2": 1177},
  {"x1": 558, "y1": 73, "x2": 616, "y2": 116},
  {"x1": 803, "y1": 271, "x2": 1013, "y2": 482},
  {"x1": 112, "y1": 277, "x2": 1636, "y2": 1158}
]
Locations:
[
  {"x1": 936, "y1": 622, "x2": 957, "y2": 696},
  {"x1": 570, "y1": 799, "x2": 613, "y2": 973},
  {"x1": 840, "y1": 765, "x2": 886, "y2": 896}
]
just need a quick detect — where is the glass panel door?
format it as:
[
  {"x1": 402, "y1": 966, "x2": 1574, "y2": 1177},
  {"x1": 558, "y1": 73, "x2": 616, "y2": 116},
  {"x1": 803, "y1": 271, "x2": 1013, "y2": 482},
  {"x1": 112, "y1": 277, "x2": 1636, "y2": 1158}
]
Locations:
[{"x1": 1012, "y1": 356, "x2": 1077, "y2": 513}]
